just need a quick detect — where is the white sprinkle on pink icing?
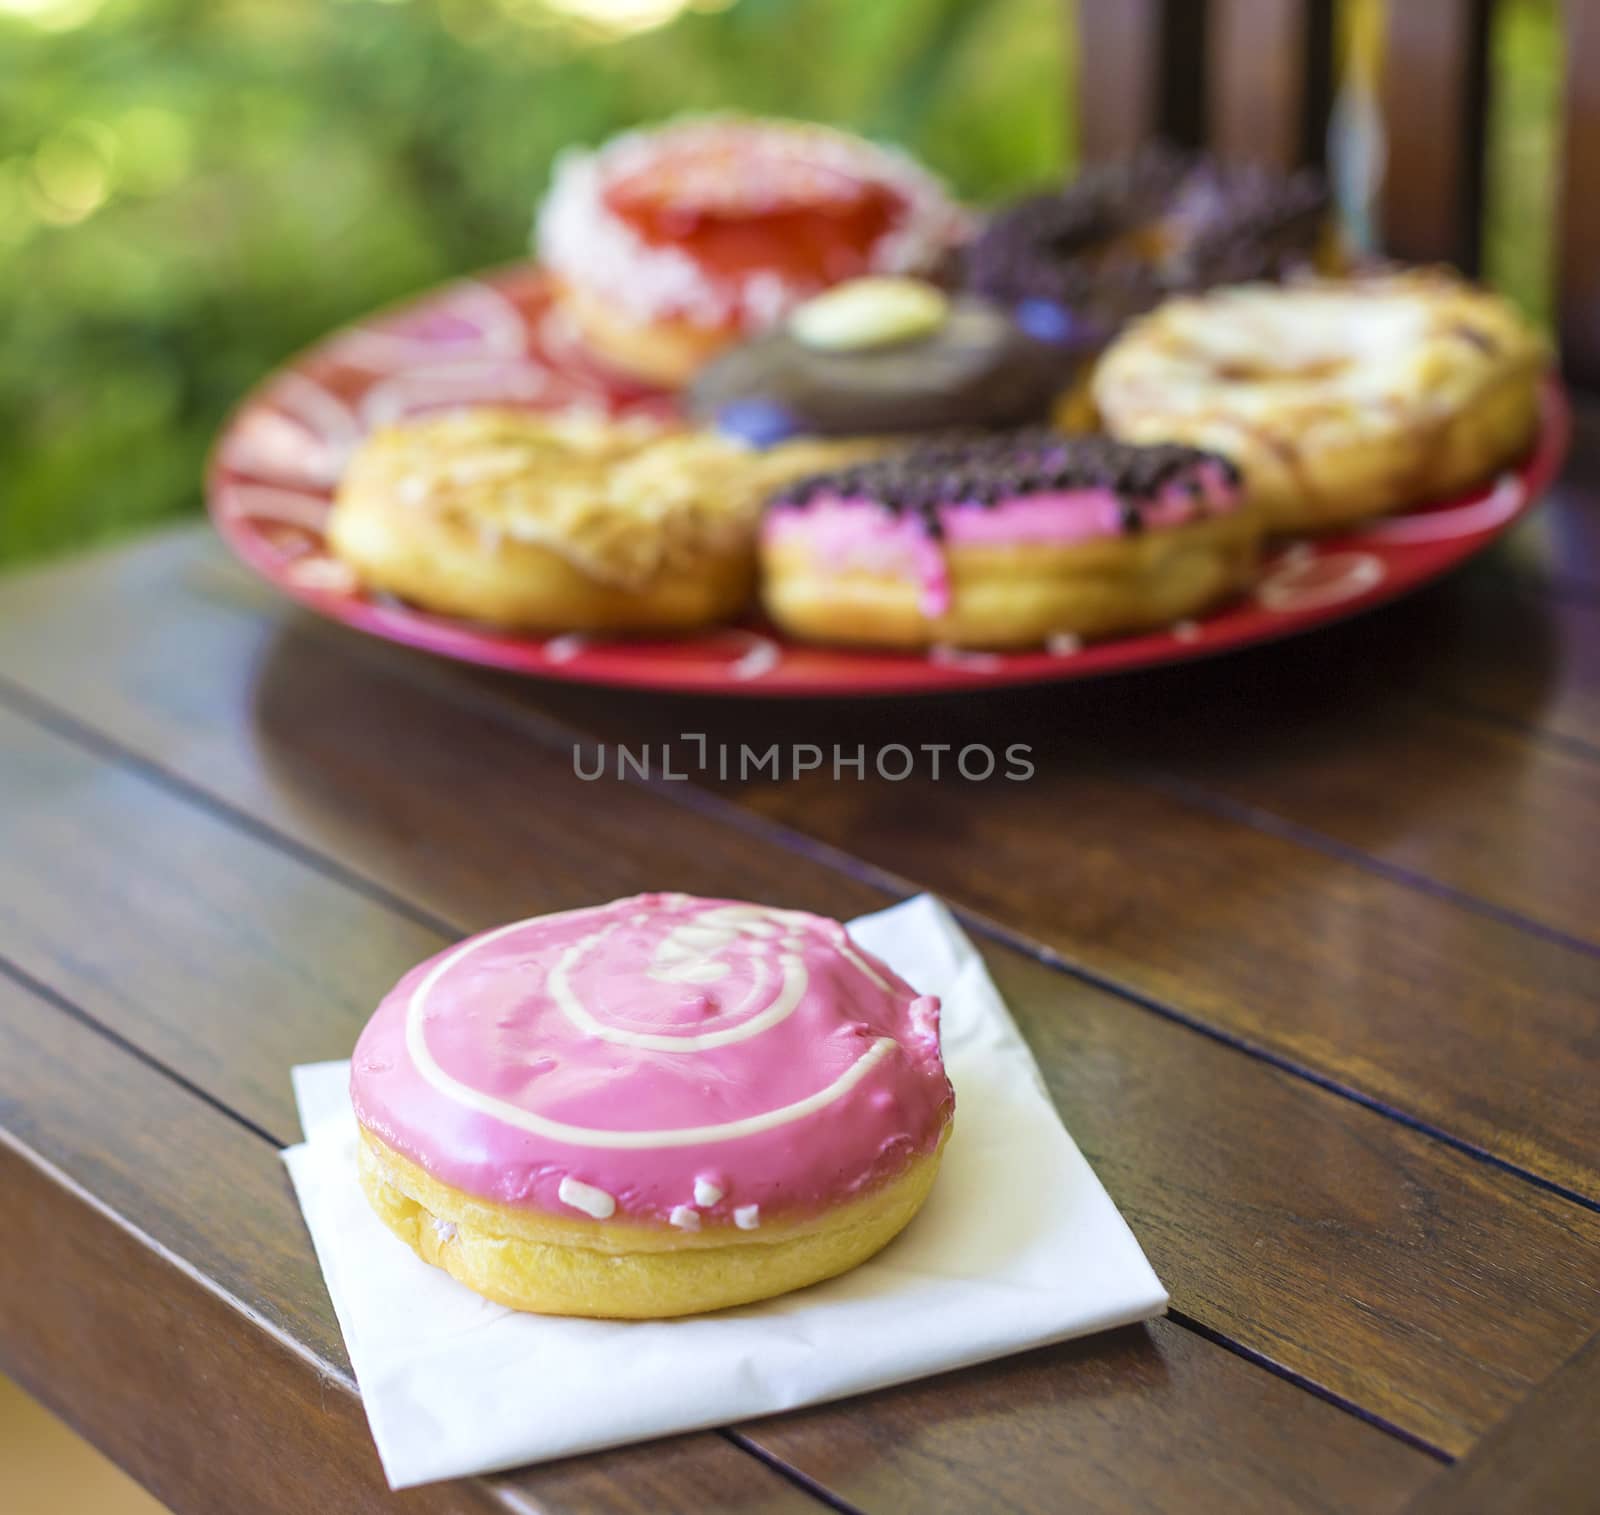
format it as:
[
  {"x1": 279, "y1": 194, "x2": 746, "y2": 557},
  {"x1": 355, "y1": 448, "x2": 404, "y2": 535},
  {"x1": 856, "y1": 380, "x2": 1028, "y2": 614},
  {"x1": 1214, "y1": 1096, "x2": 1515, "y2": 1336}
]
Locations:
[
  {"x1": 557, "y1": 1176, "x2": 616, "y2": 1220},
  {"x1": 734, "y1": 1205, "x2": 761, "y2": 1230},
  {"x1": 693, "y1": 1176, "x2": 725, "y2": 1207},
  {"x1": 669, "y1": 1205, "x2": 701, "y2": 1231}
]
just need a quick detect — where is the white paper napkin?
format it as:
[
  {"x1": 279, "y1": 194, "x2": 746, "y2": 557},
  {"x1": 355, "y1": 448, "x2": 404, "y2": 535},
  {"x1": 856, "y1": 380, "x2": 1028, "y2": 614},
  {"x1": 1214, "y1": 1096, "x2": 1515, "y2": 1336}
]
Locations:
[{"x1": 283, "y1": 893, "x2": 1166, "y2": 1488}]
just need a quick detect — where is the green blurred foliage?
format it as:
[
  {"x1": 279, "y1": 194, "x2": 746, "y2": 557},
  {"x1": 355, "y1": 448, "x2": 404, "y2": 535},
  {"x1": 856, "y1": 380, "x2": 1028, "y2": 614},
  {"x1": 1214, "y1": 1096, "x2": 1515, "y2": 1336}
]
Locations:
[
  {"x1": 1485, "y1": 0, "x2": 1557, "y2": 331},
  {"x1": 1, "y1": 0, "x2": 1066, "y2": 565}
]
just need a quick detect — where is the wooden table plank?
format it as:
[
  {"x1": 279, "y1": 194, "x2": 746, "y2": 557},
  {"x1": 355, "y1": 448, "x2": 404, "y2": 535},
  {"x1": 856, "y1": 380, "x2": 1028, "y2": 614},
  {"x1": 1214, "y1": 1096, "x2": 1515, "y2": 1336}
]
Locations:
[
  {"x1": 1403, "y1": 1330, "x2": 1600, "y2": 1515},
  {"x1": 1503, "y1": 399, "x2": 1600, "y2": 597},
  {"x1": 1107, "y1": 688, "x2": 1597, "y2": 949},
  {"x1": 5, "y1": 533, "x2": 1600, "y2": 1209},
  {"x1": 0, "y1": 978, "x2": 809, "y2": 1515},
  {"x1": 714, "y1": 727, "x2": 1600, "y2": 1200},
  {"x1": 1, "y1": 579, "x2": 1598, "y2": 1459},
  {"x1": 1370, "y1": 566, "x2": 1600, "y2": 755},
  {"x1": 744, "y1": 1317, "x2": 1433, "y2": 1515}
]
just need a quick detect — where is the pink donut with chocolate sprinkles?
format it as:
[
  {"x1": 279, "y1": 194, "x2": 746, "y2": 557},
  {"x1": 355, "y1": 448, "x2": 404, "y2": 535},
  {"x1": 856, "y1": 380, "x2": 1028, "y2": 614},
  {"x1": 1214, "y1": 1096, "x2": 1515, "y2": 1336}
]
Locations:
[{"x1": 759, "y1": 429, "x2": 1262, "y2": 649}]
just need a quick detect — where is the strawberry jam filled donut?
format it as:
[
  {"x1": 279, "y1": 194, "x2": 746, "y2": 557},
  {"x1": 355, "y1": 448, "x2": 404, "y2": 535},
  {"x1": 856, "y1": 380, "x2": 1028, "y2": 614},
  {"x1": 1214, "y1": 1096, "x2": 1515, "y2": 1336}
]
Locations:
[
  {"x1": 536, "y1": 116, "x2": 967, "y2": 387},
  {"x1": 761, "y1": 431, "x2": 1258, "y2": 649},
  {"x1": 1094, "y1": 270, "x2": 1546, "y2": 533},
  {"x1": 351, "y1": 895, "x2": 955, "y2": 1318}
]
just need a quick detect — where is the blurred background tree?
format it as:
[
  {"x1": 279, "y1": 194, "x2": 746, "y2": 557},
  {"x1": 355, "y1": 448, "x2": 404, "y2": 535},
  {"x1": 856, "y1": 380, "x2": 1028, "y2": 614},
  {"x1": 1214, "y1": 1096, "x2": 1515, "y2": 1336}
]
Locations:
[
  {"x1": 0, "y1": 0, "x2": 1557, "y2": 567},
  {"x1": 1, "y1": 0, "x2": 1065, "y2": 564}
]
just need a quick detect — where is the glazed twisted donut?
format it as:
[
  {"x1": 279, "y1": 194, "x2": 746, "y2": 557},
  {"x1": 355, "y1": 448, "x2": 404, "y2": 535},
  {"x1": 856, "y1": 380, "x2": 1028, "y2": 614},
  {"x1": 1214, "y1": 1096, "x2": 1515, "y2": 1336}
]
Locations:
[{"x1": 1094, "y1": 270, "x2": 1546, "y2": 533}]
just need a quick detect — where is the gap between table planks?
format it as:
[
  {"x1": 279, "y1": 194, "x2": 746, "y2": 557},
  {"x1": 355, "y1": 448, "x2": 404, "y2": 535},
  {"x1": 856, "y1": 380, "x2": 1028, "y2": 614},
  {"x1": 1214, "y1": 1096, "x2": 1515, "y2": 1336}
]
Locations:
[{"x1": 1, "y1": 536, "x2": 1598, "y2": 1477}]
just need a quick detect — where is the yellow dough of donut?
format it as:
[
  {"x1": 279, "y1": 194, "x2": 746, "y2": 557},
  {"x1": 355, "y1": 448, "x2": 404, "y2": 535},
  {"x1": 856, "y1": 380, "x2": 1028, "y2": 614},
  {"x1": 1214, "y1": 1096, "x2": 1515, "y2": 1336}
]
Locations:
[
  {"x1": 761, "y1": 503, "x2": 1261, "y2": 650},
  {"x1": 1092, "y1": 270, "x2": 1546, "y2": 533},
  {"x1": 327, "y1": 408, "x2": 874, "y2": 633},
  {"x1": 358, "y1": 1125, "x2": 949, "y2": 1319}
]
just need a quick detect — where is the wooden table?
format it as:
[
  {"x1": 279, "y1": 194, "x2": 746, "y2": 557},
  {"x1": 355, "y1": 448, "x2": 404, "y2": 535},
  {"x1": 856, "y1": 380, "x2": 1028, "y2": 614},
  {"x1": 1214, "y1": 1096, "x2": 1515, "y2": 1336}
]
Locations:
[{"x1": 4, "y1": 411, "x2": 1600, "y2": 1514}]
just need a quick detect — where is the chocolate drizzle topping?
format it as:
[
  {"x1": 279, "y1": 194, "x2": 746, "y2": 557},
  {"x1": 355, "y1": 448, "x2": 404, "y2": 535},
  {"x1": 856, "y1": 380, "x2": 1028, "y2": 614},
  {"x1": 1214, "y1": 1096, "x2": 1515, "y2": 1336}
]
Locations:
[
  {"x1": 965, "y1": 145, "x2": 1328, "y2": 335},
  {"x1": 768, "y1": 429, "x2": 1240, "y2": 538}
]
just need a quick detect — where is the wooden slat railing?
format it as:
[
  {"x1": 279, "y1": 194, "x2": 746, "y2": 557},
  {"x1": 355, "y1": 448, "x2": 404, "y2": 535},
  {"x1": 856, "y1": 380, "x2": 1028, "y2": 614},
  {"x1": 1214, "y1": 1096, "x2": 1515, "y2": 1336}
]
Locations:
[
  {"x1": 1377, "y1": 0, "x2": 1492, "y2": 273},
  {"x1": 1076, "y1": 0, "x2": 1206, "y2": 161},
  {"x1": 1072, "y1": 0, "x2": 1600, "y2": 386},
  {"x1": 1206, "y1": 0, "x2": 1334, "y2": 169}
]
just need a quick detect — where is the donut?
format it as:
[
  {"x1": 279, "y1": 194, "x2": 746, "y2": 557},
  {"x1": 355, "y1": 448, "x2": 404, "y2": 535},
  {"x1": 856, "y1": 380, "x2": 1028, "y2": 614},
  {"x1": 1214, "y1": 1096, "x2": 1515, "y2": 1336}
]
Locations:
[
  {"x1": 760, "y1": 430, "x2": 1258, "y2": 649},
  {"x1": 350, "y1": 895, "x2": 955, "y2": 1318},
  {"x1": 964, "y1": 146, "x2": 1330, "y2": 350},
  {"x1": 687, "y1": 276, "x2": 1077, "y2": 444},
  {"x1": 326, "y1": 408, "x2": 876, "y2": 633},
  {"x1": 535, "y1": 116, "x2": 967, "y2": 387},
  {"x1": 1092, "y1": 270, "x2": 1547, "y2": 533}
]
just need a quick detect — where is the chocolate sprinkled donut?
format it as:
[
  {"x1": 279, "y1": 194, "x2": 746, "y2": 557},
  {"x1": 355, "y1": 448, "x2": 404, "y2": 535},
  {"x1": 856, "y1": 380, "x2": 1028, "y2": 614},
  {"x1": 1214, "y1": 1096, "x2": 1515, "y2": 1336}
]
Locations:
[
  {"x1": 759, "y1": 427, "x2": 1259, "y2": 648},
  {"x1": 965, "y1": 146, "x2": 1328, "y2": 344},
  {"x1": 769, "y1": 429, "x2": 1240, "y2": 540}
]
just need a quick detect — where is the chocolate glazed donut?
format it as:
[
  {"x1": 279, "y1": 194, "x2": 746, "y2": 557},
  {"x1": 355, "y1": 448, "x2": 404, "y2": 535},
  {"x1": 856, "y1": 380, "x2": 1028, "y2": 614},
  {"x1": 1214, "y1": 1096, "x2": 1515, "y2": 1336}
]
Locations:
[
  {"x1": 689, "y1": 295, "x2": 1077, "y2": 444},
  {"x1": 964, "y1": 145, "x2": 1331, "y2": 349}
]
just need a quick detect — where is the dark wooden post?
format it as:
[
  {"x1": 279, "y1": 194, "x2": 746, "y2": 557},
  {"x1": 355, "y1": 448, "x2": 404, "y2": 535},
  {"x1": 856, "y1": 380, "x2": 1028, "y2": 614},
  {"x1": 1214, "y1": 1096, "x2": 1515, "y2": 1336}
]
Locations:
[
  {"x1": 1075, "y1": 0, "x2": 1209, "y2": 162},
  {"x1": 1559, "y1": 0, "x2": 1600, "y2": 385},
  {"x1": 1378, "y1": 0, "x2": 1492, "y2": 271},
  {"x1": 1206, "y1": 0, "x2": 1335, "y2": 169}
]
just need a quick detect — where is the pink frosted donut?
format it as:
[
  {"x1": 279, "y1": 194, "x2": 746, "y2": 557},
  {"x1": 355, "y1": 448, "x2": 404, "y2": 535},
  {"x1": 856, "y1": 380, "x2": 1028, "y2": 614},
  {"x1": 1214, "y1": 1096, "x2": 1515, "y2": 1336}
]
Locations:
[
  {"x1": 350, "y1": 893, "x2": 955, "y2": 1317},
  {"x1": 759, "y1": 430, "x2": 1260, "y2": 648}
]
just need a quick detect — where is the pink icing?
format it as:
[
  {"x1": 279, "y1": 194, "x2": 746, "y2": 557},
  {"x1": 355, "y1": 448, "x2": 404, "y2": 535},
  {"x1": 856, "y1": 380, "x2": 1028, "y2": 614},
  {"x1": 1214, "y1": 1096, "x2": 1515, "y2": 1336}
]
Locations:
[
  {"x1": 763, "y1": 462, "x2": 1242, "y2": 615},
  {"x1": 350, "y1": 894, "x2": 954, "y2": 1229}
]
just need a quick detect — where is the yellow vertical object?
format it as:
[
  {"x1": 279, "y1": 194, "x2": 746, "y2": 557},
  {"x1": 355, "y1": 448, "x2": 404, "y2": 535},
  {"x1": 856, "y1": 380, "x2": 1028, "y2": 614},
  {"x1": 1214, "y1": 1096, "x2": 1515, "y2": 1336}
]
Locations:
[{"x1": 1329, "y1": 0, "x2": 1386, "y2": 251}]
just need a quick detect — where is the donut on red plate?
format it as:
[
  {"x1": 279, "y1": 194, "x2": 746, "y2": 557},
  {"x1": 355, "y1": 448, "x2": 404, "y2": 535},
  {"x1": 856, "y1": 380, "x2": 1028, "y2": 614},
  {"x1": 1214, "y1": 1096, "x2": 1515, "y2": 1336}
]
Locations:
[
  {"x1": 688, "y1": 275, "x2": 1078, "y2": 445},
  {"x1": 760, "y1": 429, "x2": 1259, "y2": 649},
  {"x1": 351, "y1": 894, "x2": 955, "y2": 1318},
  {"x1": 964, "y1": 145, "x2": 1331, "y2": 353},
  {"x1": 1093, "y1": 271, "x2": 1547, "y2": 533},
  {"x1": 535, "y1": 115, "x2": 968, "y2": 388},
  {"x1": 326, "y1": 408, "x2": 878, "y2": 634}
]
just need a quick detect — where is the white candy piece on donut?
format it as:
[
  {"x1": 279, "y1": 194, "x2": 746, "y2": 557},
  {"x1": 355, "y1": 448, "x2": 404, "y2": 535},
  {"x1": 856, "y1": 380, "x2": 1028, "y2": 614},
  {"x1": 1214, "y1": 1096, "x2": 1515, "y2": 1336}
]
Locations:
[
  {"x1": 557, "y1": 1175, "x2": 616, "y2": 1220},
  {"x1": 693, "y1": 1176, "x2": 725, "y2": 1207}
]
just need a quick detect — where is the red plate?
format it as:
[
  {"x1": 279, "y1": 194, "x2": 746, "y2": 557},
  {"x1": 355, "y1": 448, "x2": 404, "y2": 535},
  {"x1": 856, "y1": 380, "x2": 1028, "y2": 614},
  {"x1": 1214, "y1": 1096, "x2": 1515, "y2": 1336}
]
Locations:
[{"x1": 208, "y1": 265, "x2": 1571, "y2": 697}]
